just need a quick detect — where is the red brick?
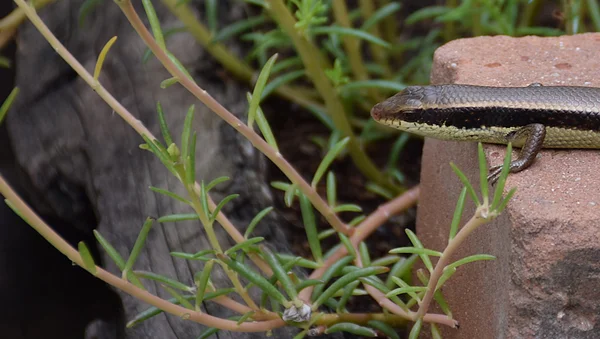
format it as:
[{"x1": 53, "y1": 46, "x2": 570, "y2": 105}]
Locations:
[{"x1": 418, "y1": 34, "x2": 600, "y2": 338}]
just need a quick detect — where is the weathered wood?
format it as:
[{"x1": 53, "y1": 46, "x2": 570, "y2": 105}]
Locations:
[{"x1": 8, "y1": 1, "x2": 308, "y2": 337}]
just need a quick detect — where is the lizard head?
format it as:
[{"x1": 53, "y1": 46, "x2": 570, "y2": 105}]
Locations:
[{"x1": 371, "y1": 86, "x2": 429, "y2": 122}]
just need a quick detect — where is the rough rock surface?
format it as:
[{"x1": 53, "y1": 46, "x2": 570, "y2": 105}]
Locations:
[{"x1": 418, "y1": 34, "x2": 600, "y2": 338}]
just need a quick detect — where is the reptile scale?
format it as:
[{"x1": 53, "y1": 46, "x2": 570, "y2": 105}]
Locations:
[{"x1": 371, "y1": 83, "x2": 600, "y2": 183}]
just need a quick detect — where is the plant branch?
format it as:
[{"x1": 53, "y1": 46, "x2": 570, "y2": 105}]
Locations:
[
  {"x1": 358, "y1": 0, "x2": 390, "y2": 75},
  {"x1": 159, "y1": 0, "x2": 324, "y2": 113},
  {"x1": 265, "y1": 0, "x2": 401, "y2": 193},
  {"x1": 115, "y1": 0, "x2": 352, "y2": 236},
  {"x1": 349, "y1": 195, "x2": 457, "y2": 328},
  {"x1": 300, "y1": 186, "x2": 419, "y2": 301},
  {"x1": 208, "y1": 197, "x2": 272, "y2": 275},
  {"x1": 299, "y1": 186, "x2": 419, "y2": 302},
  {"x1": 378, "y1": 0, "x2": 399, "y2": 49},
  {"x1": 415, "y1": 207, "x2": 489, "y2": 319},
  {"x1": 354, "y1": 246, "x2": 412, "y2": 317},
  {"x1": 0, "y1": 0, "x2": 55, "y2": 49},
  {"x1": 0, "y1": 0, "x2": 54, "y2": 32},
  {"x1": 183, "y1": 184, "x2": 261, "y2": 310},
  {"x1": 11, "y1": 0, "x2": 272, "y2": 274},
  {"x1": 317, "y1": 311, "x2": 408, "y2": 327},
  {"x1": 0, "y1": 174, "x2": 283, "y2": 332},
  {"x1": 212, "y1": 260, "x2": 261, "y2": 311},
  {"x1": 184, "y1": 184, "x2": 224, "y2": 253},
  {"x1": 354, "y1": 246, "x2": 409, "y2": 320},
  {"x1": 331, "y1": 1, "x2": 380, "y2": 103}
]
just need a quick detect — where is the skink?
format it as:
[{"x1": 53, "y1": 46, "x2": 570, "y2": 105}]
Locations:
[{"x1": 371, "y1": 83, "x2": 600, "y2": 183}]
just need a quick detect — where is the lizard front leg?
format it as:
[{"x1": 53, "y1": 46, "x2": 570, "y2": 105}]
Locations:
[{"x1": 488, "y1": 123, "x2": 546, "y2": 184}]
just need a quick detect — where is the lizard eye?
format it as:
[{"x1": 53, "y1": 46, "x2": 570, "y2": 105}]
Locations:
[
  {"x1": 404, "y1": 98, "x2": 422, "y2": 108},
  {"x1": 397, "y1": 86, "x2": 426, "y2": 110}
]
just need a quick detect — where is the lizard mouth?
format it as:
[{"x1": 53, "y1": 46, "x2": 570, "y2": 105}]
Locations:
[{"x1": 370, "y1": 102, "x2": 387, "y2": 121}]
